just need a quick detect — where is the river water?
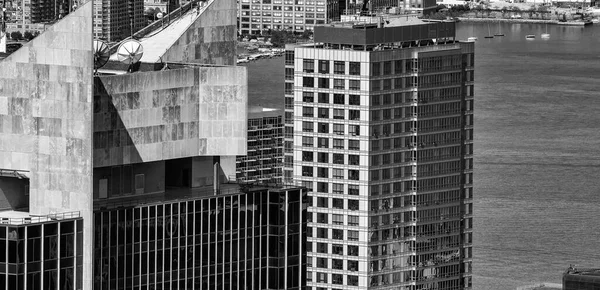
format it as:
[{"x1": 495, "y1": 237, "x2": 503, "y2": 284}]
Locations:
[{"x1": 242, "y1": 23, "x2": 600, "y2": 289}]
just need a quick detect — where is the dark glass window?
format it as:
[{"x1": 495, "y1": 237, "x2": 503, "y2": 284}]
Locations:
[
  {"x1": 333, "y1": 94, "x2": 344, "y2": 104},
  {"x1": 334, "y1": 61, "x2": 345, "y2": 74},
  {"x1": 349, "y1": 62, "x2": 360, "y2": 75},
  {"x1": 318, "y1": 93, "x2": 329, "y2": 103},
  {"x1": 318, "y1": 78, "x2": 329, "y2": 88},
  {"x1": 318, "y1": 60, "x2": 329, "y2": 74},
  {"x1": 303, "y1": 92, "x2": 314, "y2": 102},
  {"x1": 303, "y1": 77, "x2": 314, "y2": 87},
  {"x1": 303, "y1": 59, "x2": 314, "y2": 72}
]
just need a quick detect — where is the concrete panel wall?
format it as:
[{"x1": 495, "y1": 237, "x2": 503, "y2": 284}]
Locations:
[
  {"x1": 161, "y1": 0, "x2": 238, "y2": 65},
  {"x1": 94, "y1": 66, "x2": 247, "y2": 167},
  {"x1": 0, "y1": 2, "x2": 93, "y2": 289}
]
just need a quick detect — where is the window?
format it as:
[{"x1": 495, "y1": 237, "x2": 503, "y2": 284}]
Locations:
[
  {"x1": 348, "y1": 215, "x2": 359, "y2": 226},
  {"x1": 334, "y1": 61, "x2": 345, "y2": 74},
  {"x1": 316, "y1": 272, "x2": 327, "y2": 283},
  {"x1": 317, "y1": 167, "x2": 328, "y2": 178},
  {"x1": 348, "y1": 230, "x2": 359, "y2": 241},
  {"x1": 383, "y1": 79, "x2": 391, "y2": 90},
  {"x1": 317, "y1": 152, "x2": 328, "y2": 163},
  {"x1": 383, "y1": 61, "x2": 392, "y2": 75},
  {"x1": 332, "y1": 273, "x2": 343, "y2": 284},
  {"x1": 371, "y1": 110, "x2": 380, "y2": 121},
  {"x1": 302, "y1": 106, "x2": 313, "y2": 117},
  {"x1": 318, "y1": 78, "x2": 329, "y2": 88},
  {"x1": 317, "y1": 197, "x2": 328, "y2": 207},
  {"x1": 349, "y1": 125, "x2": 360, "y2": 136},
  {"x1": 285, "y1": 82, "x2": 293, "y2": 94},
  {"x1": 303, "y1": 77, "x2": 314, "y2": 87},
  {"x1": 349, "y1": 94, "x2": 360, "y2": 105},
  {"x1": 302, "y1": 136, "x2": 313, "y2": 147},
  {"x1": 332, "y1": 168, "x2": 343, "y2": 179},
  {"x1": 317, "y1": 213, "x2": 328, "y2": 223},
  {"x1": 348, "y1": 140, "x2": 360, "y2": 150},
  {"x1": 302, "y1": 151, "x2": 314, "y2": 161},
  {"x1": 349, "y1": 80, "x2": 360, "y2": 90},
  {"x1": 333, "y1": 153, "x2": 344, "y2": 164},
  {"x1": 348, "y1": 170, "x2": 359, "y2": 180},
  {"x1": 349, "y1": 62, "x2": 360, "y2": 75},
  {"x1": 318, "y1": 108, "x2": 329, "y2": 118},
  {"x1": 371, "y1": 62, "x2": 381, "y2": 76},
  {"x1": 333, "y1": 109, "x2": 344, "y2": 119},
  {"x1": 303, "y1": 92, "x2": 314, "y2": 102},
  {"x1": 348, "y1": 276, "x2": 359, "y2": 286},
  {"x1": 317, "y1": 242, "x2": 328, "y2": 253},
  {"x1": 348, "y1": 155, "x2": 359, "y2": 165},
  {"x1": 332, "y1": 214, "x2": 343, "y2": 225},
  {"x1": 317, "y1": 257, "x2": 327, "y2": 268},
  {"x1": 348, "y1": 260, "x2": 359, "y2": 271},
  {"x1": 332, "y1": 229, "x2": 343, "y2": 240},
  {"x1": 349, "y1": 184, "x2": 359, "y2": 195},
  {"x1": 349, "y1": 110, "x2": 360, "y2": 120},
  {"x1": 318, "y1": 93, "x2": 329, "y2": 103},
  {"x1": 333, "y1": 124, "x2": 344, "y2": 135},
  {"x1": 333, "y1": 198, "x2": 344, "y2": 209},
  {"x1": 302, "y1": 121, "x2": 313, "y2": 132},
  {"x1": 333, "y1": 93, "x2": 344, "y2": 104},
  {"x1": 318, "y1": 137, "x2": 329, "y2": 148},
  {"x1": 332, "y1": 244, "x2": 343, "y2": 255},
  {"x1": 333, "y1": 79, "x2": 345, "y2": 89},
  {"x1": 333, "y1": 184, "x2": 343, "y2": 194},
  {"x1": 303, "y1": 59, "x2": 314, "y2": 72},
  {"x1": 302, "y1": 166, "x2": 313, "y2": 177},
  {"x1": 317, "y1": 182, "x2": 328, "y2": 192},
  {"x1": 333, "y1": 139, "x2": 344, "y2": 149},
  {"x1": 371, "y1": 80, "x2": 380, "y2": 91},
  {"x1": 318, "y1": 123, "x2": 329, "y2": 133},
  {"x1": 318, "y1": 60, "x2": 329, "y2": 74},
  {"x1": 348, "y1": 199, "x2": 359, "y2": 210}
]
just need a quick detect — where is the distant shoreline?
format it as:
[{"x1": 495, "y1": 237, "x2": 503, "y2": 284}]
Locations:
[{"x1": 457, "y1": 17, "x2": 558, "y2": 24}]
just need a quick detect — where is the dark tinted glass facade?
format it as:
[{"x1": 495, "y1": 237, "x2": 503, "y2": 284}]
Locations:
[
  {"x1": 0, "y1": 216, "x2": 84, "y2": 290},
  {"x1": 93, "y1": 187, "x2": 308, "y2": 290}
]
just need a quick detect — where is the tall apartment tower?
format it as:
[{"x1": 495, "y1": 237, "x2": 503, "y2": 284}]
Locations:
[
  {"x1": 93, "y1": 0, "x2": 145, "y2": 41},
  {"x1": 288, "y1": 17, "x2": 474, "y2": 289}
]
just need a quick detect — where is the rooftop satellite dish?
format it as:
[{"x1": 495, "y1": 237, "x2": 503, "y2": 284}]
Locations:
[
  {"x1": 116, "y1": 39, "x2": 144, "y2": 65},
  {"x1": 93, "y1": 40, "x2": 110, "y2": 70},
  {"x1": 156, "y1": 12, "x2": 164, "y2": 19}
]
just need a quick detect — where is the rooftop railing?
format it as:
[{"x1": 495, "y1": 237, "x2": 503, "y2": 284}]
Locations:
[{"x1": 0, "y1": 211, "x2": 80, "y2": 225}]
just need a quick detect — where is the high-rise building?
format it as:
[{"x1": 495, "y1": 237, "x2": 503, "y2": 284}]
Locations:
[
  {"x1": 563, "y1": 267, "x2": 600, "y2": 290},
  {"x1": 237, "y1": 111, "x2": 285, "y2": 184},
  {"x1": 93, "y1": 0, "x2": 146, "y2": 42},
  {"x1": 0, "y1": 0, "x2": 308, "y2": 289},
  {"x1": 288, "y1": 16, "x2": 474, "y2": 289}
]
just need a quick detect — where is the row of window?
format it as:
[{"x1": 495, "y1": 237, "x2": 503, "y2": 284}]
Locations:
[
  {"x1": 301, "y1": 121, "x2": 360, "y2": 135},
  {"x1": 301, "y1": 137, "x2": 360, "y2": 150},
  {"x1": 309, "y1": 272, "x2": 359, "y2": 286},
  {"x1": 241, "y1": 0, "x2": 326, "y2": 5},
  {"x1": 302, "y1": 77, "x2": 361, "y2": 90},
  {"x1": 308, "y1": 227, "x2": 360, "y2": 240},
  {"x1": 308, "y1": 243, "x2": 359, "y2": 256},
  {"x1": 301, "y1": 92, "x2": 361, "y2": 105},
  {"x1": 303, "y1": 60, "x2": 361, "y2": 75},
  {"x1": 300, "y1": 181, "x2": 360, "y2": 195},
  {"x1": 310, "y1": 213, "x2": 360, "y2": 226}
]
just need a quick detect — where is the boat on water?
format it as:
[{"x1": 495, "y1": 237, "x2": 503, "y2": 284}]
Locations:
[
  {"x1": 494, "y1": 23, "x2": 505, "y2": 36},
  {"x1": 541, "y1": 23, "x2": 550, "y2": 39},
  {"x1": 526, "y1": 34, "x2": 535, "y2": 39},
  {"x1": 484, "y1": 23, "x2": 494, "y2": 38},
  {"x1": 467, "y1": 37, "x2": 478, "y2": 42}
]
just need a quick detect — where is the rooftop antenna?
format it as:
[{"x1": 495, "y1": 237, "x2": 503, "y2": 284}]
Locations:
[
  {"x1": 116, "y1": 39, "x2": 144, "y2": 72},
  {"x1": 93, "y1": 39, "x2": 110, "y2": 74}
]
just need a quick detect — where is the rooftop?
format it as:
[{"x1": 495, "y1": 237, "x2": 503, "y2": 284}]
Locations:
[
  {"x1": 0, "y1": 211, "x2": 81, "y2": 225},
  {"x1": 313, "y1": 15, "x2": 456, "y2": 46}
]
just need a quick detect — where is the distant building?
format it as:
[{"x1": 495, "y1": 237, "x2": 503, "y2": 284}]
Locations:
[
  {"x1": 563, "y1": 267, "x2": 600, "y2": 290},
  {"x1": 287, "y1": 15, "x2": 474, "y2": 289},
  {"x1": 93, "y1": 0, "x2": 146, "y2": 42},
  {"x1": 237, "y1": 111, "x2": 285, "y2": 184},
  {"x1": 238, "y1": 0, "x2": 334, "y2": 35}
]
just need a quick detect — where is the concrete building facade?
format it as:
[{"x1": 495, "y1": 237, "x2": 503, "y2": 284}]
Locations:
[
  {"x1": 0, "y1": 0, "x2": 310, "y2": 289},
  {"x1": 288, "y1": 18, "x2": 473, "y2": 289}
]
